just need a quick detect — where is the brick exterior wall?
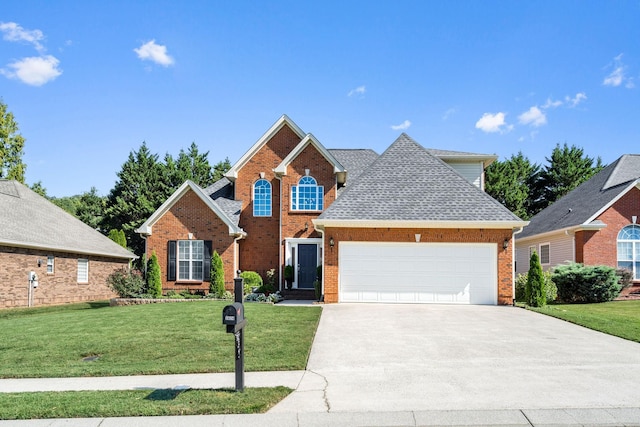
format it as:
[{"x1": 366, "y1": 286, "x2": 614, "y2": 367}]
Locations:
[
  {"x1": 321, "y1": 227, "x2": 515, "y2": 305},
  {"x1": 0, "y1": 245, "x2": 128, "y2": 308},
  {"x1": 145, "y1": 189, "x2": 237, "y2": 293},
  {"x1": 576, "y1": 187, "x2": 640, "y2": 281},
  {"x1": 235, "y1": 124, "x2": 336, "y2": 284}
]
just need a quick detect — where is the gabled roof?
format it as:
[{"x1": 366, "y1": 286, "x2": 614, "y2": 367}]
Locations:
[
  {"x1": 314, "y1": 134, "x2": 526, "y2": 229},
  {"x1": 328, "y1": 149, "x2": 379, "y2": 184},
  {"x1": 0, "y1": 180, "x2": 135, "y2": 259},
  {"x1": 273, "y1": 134, "x2": 346, "y2": 179},
  {"x1": 518, "y1": 154, "x2": 640, "y2": 240},
  {"x1": 136, "y1": 180, "x2": 245, "y2": 237},
  {"x1": 225, "y1": 114, "x2": 306, "y2": 181}
]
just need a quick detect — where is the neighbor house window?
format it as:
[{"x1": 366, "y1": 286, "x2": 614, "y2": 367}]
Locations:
[
  {"x1": 539, "y1": 243, "x2": 550, "y2": 265},
  {"x1": 617, "y1": 225, "x2": 640, "y2": 280},
  {"x1": 253, "y1": 179, "x2": 272, "y2": 217},
  {"x1": 291, "y1": 176, "x2": 323, "y2": 211},
  {"x1": 178, "y1": 240, "x2": 204, "y2": 281},
  {"x1": 47, "y1": 255, "x2": 54, "y2": 274},
  {"x1": 77, "y1": 259, "x2": 89, "y2": 283}
]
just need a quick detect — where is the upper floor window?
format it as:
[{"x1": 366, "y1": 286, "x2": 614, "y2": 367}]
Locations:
[
  {"x1": 617, "y1": 224, "x2": 640, "y2": 280},
  {"x1": 253, "y1": 179, "x2": 272, "y2": 217},
  {"x1": 291, "y1": 176, "x2": 324, "y2": 211}
]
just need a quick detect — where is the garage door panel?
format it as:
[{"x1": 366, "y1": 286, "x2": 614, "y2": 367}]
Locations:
[{"x1": 339, "y1": 242, "x2": 497, "y2": 305}]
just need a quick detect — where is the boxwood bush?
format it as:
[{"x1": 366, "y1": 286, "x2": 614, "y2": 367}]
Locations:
[
  {"x1": 552, "y1": 263, "x2": 622, "y2": 303},
  {"x1": 240, "y1": 271, "x2": 263, "y2": 295}
]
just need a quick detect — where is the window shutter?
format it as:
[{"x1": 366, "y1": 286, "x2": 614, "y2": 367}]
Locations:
[
  {"x1": 203, "y1": 241, "x2": 212, "y2": 282},
  {"x1": 167, "y1": 241, "x2": 176, "y2": 281}
]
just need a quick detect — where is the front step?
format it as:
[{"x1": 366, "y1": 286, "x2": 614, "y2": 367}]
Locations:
[{"x1": 281, "y1": 289, "x2": 316, "y2": 300}]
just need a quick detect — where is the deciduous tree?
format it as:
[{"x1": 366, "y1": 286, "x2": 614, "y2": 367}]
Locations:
[{"x1": 0, "y1": 100, "x2": 26, "y2": 183}]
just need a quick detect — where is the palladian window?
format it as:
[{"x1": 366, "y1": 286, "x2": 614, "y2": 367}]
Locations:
[{"x1": 617, "y1": 224, "x2": 640, "y2": 280}]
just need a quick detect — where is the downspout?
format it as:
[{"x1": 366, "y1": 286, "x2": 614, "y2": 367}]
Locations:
[
  {"x1": 315, "y1": 225, "x2": 325, "y2": 299},
  {"x1": 274, "y1": 171, "x2": 284, "y2": 292},
  {"x1": 511, "y1": 226, "x2": 525, "y2": 306},
  {"x1": 565, "y1": 229, "x2": 576, "y2": 263}
]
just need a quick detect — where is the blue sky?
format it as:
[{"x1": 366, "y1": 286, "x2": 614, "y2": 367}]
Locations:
[{"x1": 2, "y1": 1, "x2": 639, "y2": 197}]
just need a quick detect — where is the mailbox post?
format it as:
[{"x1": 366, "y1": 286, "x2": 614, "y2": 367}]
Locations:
[{"x1": 222, "y1": 274, "x2": 246, "y2": 392}]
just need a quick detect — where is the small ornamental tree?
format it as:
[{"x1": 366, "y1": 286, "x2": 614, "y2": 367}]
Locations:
[
  {"x1": 526, "y1": 251, "x2": 547, "y2": 307},
  {"x1": 146, "y1": 252, "x2": 162, "y2": 298},
  {"x1": 240, "y1": 271, "x2": 263, "y2": 295},
  {"x1": 210, "y1": 250, "x2": 225, "y2": 297}
]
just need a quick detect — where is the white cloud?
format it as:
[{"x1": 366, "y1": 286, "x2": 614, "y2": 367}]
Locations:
[
  {"x1": 391, "y1": 120, "x2": 411, "y2": 131},
  {"x1": 518, "y1": 106, "x2": 547, "y2": 127},
  {"x1": 542, "y1": 97, "x2": 563, "y2": 109},
  {"x1": 475, "y1": 112, "x2": 512, "y2": 133},
  {"x1": 0, "y1": 22, "x2": 45, "y2": 52},
  {"x1": 442, "y1": 107, "x2": 456, "y2": 120},
  {"x1": 565, "y1": 92, "x2": 587, "y2": 107},
  {"x1": 0, "y1": 55, "x2": 62, "y2": 86},
  {"x1": 134, "y1": 40, "x2": 174, "y2": 67},
  {"x1": 603, "y1": 54, "x2": 632, "y2": 88},
  {"x1": 348, "y1": 85, "x2": 366, "y2": 97}
]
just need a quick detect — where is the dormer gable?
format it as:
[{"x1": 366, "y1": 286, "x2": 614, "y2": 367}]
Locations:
[{"x1": 274, "y1": 134, "x2": 347, "y2": 184}]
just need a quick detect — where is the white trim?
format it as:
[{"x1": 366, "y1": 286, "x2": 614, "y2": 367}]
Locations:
[
  {"x1": 284, "y1": 238, "x2": 322, "y2": 289},
  {"x1": 273, "y1": 134, "x2": 346, "y2": 178},
  {"x1": 585, "y1": 179, "x2": 640, "y2": 224},
  {"x1": 225, "y1": 115, "x2": 306, "y2": 181},
  {"x1": 314, "y1": 219, "x2": 528, "y2": 230},
  {"x1": 135, "y1": 180, "x2": 246, "y2": 238}
]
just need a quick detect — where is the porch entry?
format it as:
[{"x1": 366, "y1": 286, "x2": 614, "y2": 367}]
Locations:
[{"x1": 285, "y1": 238, "x2": 322, "y2": 290}]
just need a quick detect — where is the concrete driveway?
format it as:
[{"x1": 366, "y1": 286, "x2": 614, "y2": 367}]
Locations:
[{"x1": 271, "y1": 304, "x2": 640, "y2": 413}]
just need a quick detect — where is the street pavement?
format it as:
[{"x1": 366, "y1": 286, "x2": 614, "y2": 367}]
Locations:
[{"x1": 1, "y1": 303, "x2": 640, "y2": 426}]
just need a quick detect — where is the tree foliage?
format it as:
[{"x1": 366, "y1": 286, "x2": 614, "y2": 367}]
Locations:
[
  {"x1": 164, "y1": 142, "x2": 216, "y2": 189},
  {"x1": 210, "y1": 250, "x2": 225, "y2": 297},
  {"x1": 526, "y1": 251, "x2": 546, "y2": 307},
  {"x1": 553, "y1": 263, "x2": 621, "y2": 303},
  {"x1": 76, "y1": 187, "x2": 106, "y2": 230},
  {"x1": 108, "y1": 229, "x2": 127, "y2": 248},
  {"x1": 146, "y1": 252, "x2": 162, "y2": 298},
  {"x1": 485, "y1": 152, "x2": 539, "y2": 220},
  {"x1": 0, "y1": 100, "x2": 26, "y2": 183}
]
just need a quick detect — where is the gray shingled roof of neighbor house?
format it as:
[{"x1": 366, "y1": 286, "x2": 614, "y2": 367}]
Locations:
[
  {"x1": 0, "y1": 180, "x2": 136, "y2": 259},
  {"x1": 317, "y1": 133, "x2": 523, "y2": 223},
  {"x1": 202, "y1": 178, "x2": 242, "y2": 225},
  {"x1": 518, "y1": 154, "x2": 640, "y2": 239},
  {"x1": 328, "y1": 149, "x2": 379, "y2": 184}
]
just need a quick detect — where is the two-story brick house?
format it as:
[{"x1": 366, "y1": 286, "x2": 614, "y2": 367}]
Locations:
[{"x1": 137, "y1": 115, "x2": 527, "y2": 304}]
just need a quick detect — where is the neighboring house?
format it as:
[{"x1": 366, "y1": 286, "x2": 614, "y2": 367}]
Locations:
[
  {"x1": 137, "y1": 115, "x2": 527, "y2": 305},
  {"x1": 515, "y1": 155, "x2": 640, "y2": 291},
  {"x1": 0, "y1": 180, "x2": 136, "y2": 308}
]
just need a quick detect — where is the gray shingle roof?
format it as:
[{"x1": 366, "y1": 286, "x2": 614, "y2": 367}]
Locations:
[
  {"x1": 202, "y1": 178, "x2": 242, "y2": 226},
  {"x1": 0, "y1": 180, "x2": 136, "y2": 259},
  {"x1": 518, "y1": 154, "x2": 640, "y2": 239},
  {"x1": 318, "y1": 134, "x2": 522, "y2": 222},
  {"x1": 328, "y1": 149, "x2": 379, "y2": 184}
]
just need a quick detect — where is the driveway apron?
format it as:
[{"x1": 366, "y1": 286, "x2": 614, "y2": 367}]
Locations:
[{"x1": 270, "y1": 304, "x2": 640, "y2": 413}]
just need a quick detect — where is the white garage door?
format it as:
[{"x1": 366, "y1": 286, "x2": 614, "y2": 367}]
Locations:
[{"x1": 339, "y1": 242, "x2": 497, "y2": 305}]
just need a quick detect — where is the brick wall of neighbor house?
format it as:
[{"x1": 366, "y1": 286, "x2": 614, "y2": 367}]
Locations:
[
  {"x1": 235, "y1": 124, "x2": 303, "y2": 279},
  {"x1": 578, "y1": 187, "x2": 640, "y2": 272},
  {"x1": 322, "y1": 228, "x2": 515, "y2": 305},
  {"x1": 0, "y1": 245, "x2": 127, "y2": 308},
  {"x1": 146, "y1": 189, "x2": 237, "y2": 293}
]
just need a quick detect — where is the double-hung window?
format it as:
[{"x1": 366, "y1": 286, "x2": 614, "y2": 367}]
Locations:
[
  {"x1": 618, "y1": 225, "x2": 640, "y2": 280},
  {"x1": 253, "y1": 179, "x2": 272, "y2": 217},
  {"x1": 291, "y1": 176, "x2": 323, "y2": 211},
  {"x1": 539, "y1": 243, "x2": 550, "y2": 265},
  {"x1": 178, "y1": 240, "x2": 204, "y2": 281},
  {"x1": 47, "y1": 255, "x2": 55, "y2": 274}
]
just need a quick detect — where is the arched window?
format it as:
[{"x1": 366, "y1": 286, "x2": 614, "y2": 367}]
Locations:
[
  {"x1": 617, "y1": 224, "x2": 640, "y2": 280},
  {"x1": 291, "y1": 176, "x2": 324, "y2": 211},
  {"x1": 253, "y1": 179, "x2": 271, "y2": 217}
]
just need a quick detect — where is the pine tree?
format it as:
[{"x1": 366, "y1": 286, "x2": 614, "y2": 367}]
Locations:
[
  {"x1": 485, "y1": 152, "x2": 539, "y2": 220},
  {"x1": 146, "y1": 252, "x2": 162, "y2": 298},
  {"x1": 210, "y1": 250, "x2": 225, "y2": 297},
  {"x1": 526, "y1": 251, "x2": 547, "y2": 307}
]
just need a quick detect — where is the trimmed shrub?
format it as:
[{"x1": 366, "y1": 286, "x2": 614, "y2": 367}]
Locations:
[
  {"x1": 260, "y1": 268, "x2": 276, "y2": 294},
  {"x1": 616, "y1": 268, "x2": 634, "y2": 290},
  {"x1": 553, "y1": 263, "x2": 622, "y2": 303},
  {"x1": 526, "y1": 251, "x2": 547, "y2": 307},
  {"x1": 146, "y1": 252, "x2": 162, "y2": 298},
  {"x1": 107, "y1": 268, "x2": 145, "y2": 298},
  {"x1": 240, "y1": 271, "x2": 263, "y2": 295},
  {"x1": 209, "y1": 251, "x2": 225, "y2": 297},
  {"x1": 314, "y1": 280, "x2": 322, "y2": 301},
  {"x1": 515, "y1": 271, "x2": 557, "y2": 303}
]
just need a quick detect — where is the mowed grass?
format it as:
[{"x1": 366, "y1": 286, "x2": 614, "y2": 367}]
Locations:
[
  {"x1": 0, "y1": 387, "x2": 292, "y2": 419},
  {"x1": 528, "y1": 300, "x2": 640, "y2": 342},
  {"x1": 0, "y1": 301, "x2": 322, "y2": 378}
]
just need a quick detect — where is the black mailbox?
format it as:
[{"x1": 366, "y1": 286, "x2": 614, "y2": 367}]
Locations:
[{"x1": 223, "y1": 303, "x2": 244, "y2": 325}]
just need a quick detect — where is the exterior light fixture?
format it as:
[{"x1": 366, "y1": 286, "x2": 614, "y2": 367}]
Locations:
[
  {"x1": 304, "y1": 222, "x2": 309, "y2": 231},
  {"x1": 329, "y1": 237, "x2": 335, "y2": 248},
  {"x1": 503, "y1": 239, "x2": 509, "y2": 250},
  {"x1": 37, "y1": 259, "x2": 42, "y2": 267}
]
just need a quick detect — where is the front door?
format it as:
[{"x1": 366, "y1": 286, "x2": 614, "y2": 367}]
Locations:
[{"x1": 297, "y1": 244, "x2": 317, "y2": 289}]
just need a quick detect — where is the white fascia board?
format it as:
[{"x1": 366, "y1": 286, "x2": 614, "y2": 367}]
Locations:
[
  {"x1": 313, "y1": 219, "x2": 529, "y2": 230},
  {"x1": 0, "y1": 239, "x2": 137, "y2": 260},
  {"x1": 273, "y1": 134, "x2": 346, "y2": 176},
  {"x1": 224, "y1": 114, "x2": 306, "y2": 181},
  {"x1": 516, "y1": 226, "x2": 578, "y2": 243},
  {"x1": 135, "y1": 180, "x2": 245, "y2": 237},
  {"x1": 437, "y1": 154, "x2": 498, "y2": 168},
  {"x1": 584, "y1": 179, "x2": 640, "y2": 224}
]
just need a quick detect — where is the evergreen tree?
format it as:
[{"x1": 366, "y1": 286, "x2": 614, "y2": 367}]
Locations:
[
  {"x1": 212, "y1": 157, "x2": 231, "y2": 182},
  {"x1": 30, "y1": 181, "x2": 48, "y2": 197},
  {"x1": 163, "y1": 142, "x2": 216, "y2": 190},
  {"x1": 103, "y1": 142, "x2": 166, "y2": 256},
  {"x1": 146, "y1": 252, "x2": 162, "y2": 298},
  {"x1": 108, "y1": 229, "x2": 127, "y2": 248},
  {"x1": 210, "y1": 250, "x2": 225, "y2": 297},
  {"x1": 0, "y1": 100, "x2": 26, "y2": 183},
  {"x1": 485, "y1": 152, "x2": 539, "y2": 220},
  {"x1": 526, "y1": 251, "x2": 546, "y2": 307},
  {"x1": 76, "y1": 187, "x2": 106, "y2": 230}
]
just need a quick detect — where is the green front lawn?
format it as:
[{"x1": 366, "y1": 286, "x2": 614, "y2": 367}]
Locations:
[
  {"x1": 0, "y1": 387, "x2": 292, "y2": 420},
  {"x1": 0, "y1": 301, "x2": 322, "y2": 378},
  {"x1": 527, "y1": 300, "x2": 640, "y2": 342}
]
